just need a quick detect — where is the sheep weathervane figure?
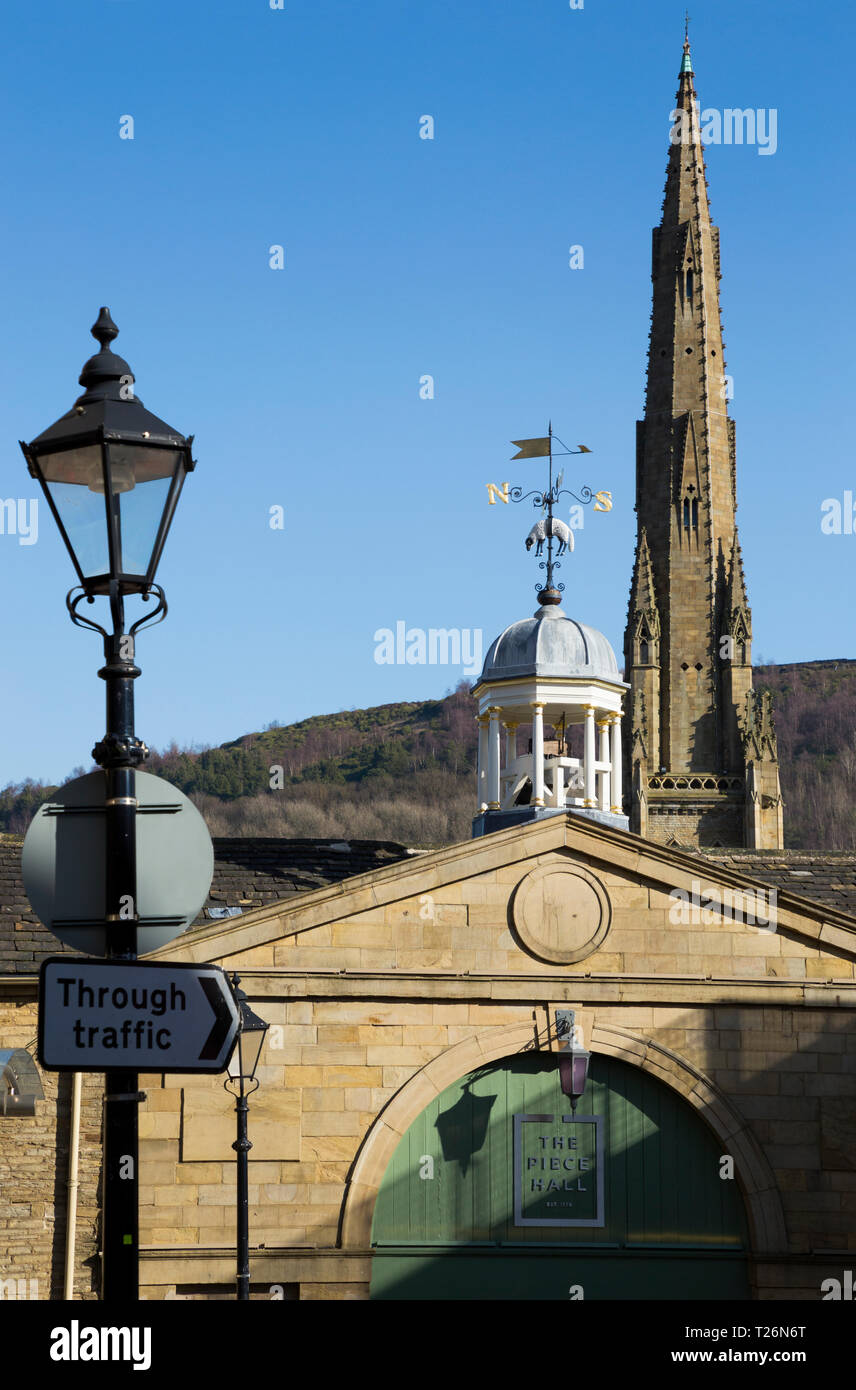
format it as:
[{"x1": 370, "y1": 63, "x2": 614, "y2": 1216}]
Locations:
[{"x1": 486, "y1": 423, "x2": 612, "y2": 599}]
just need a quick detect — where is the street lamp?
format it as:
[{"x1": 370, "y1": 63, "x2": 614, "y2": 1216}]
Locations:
[
  {"x1": 224, "y1": 975, "x2": 269, "y2": 1302},
  {"x1": 555, "y1": 1009, "x2": 591, "y2": 1112},
  {"x1": 20, "y1": 307, "x2": 196, "y2": 1302},
  {"x1": 21, "y1": 307, "x2": 194, "y2": 607}
]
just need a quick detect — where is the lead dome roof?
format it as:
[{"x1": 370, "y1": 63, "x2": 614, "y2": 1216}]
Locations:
[{"x1": 479, "y1": 604, "x2": 620, "y2": 683}]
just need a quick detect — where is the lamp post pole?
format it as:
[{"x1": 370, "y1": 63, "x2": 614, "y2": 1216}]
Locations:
[
  {"x1": 20, "y1": 307, "x2": 197, "y2": 1303},
  {"x1": 95, "y1": 612, "x2": 149, "y2": 1302},
  {"x1": 234, "y1": 1085, "x2": 252, "y2": 1302},
  {"x1": 224, "y1": 975, "x2": 269, "y2": 1302}
]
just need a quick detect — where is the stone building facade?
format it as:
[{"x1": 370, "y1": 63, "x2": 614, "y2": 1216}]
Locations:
[
  {"x1": 0, "y1": 836, "x2": 409, "y2": 1301},
  {"x1": 0, "y1": 1016, "x2": 101, "y2": 1300},
  {"x1": 3, "y1": 821, "x2": 856, "y2": 1301},
  {"x1": 120, "y1": 815, "x2": 856, "y2": 1300}
]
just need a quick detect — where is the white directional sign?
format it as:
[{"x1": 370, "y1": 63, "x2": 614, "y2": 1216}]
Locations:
[{"x1": 38, "y1": 958, "x2": 240, "y2": 1074}]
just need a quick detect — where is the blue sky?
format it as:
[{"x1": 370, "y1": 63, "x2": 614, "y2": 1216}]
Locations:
[{"x1": 1, "y1": 0, "x2": 853, "y2": 787}]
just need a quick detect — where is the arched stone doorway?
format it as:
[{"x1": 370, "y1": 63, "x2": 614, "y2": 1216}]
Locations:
[{"x1": 366, "y1": 1051, "x2": 754, "y2": 1300}]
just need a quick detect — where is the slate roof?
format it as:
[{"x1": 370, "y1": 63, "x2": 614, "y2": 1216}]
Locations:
[
  {"x1": 0, "y1": 835, "x2": 413, "y2": 976},
  {"x1": 696, "y1": 849, "x2": 856, "y2": 920}
]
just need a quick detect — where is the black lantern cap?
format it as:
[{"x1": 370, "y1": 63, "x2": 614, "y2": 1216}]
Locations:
[{"x1": 24, "y1": 307, "x2": 194, "y2": 461}]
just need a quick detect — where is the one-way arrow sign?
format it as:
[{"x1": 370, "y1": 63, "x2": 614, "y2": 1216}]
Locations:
[{"x1": 38, "y1": 958, "x2": 240, "y2": 1074}]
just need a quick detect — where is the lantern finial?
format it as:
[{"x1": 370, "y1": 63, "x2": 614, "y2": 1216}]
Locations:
[
  {"x1": 91, "y1": 306, "x2": 120, "y2": 349},
  {"x1": 78, "y1": 307, "x2": 135, "y2": 402}
]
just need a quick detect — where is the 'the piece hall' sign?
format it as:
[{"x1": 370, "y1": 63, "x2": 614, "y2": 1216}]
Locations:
[{"x1": 513, "y1": 1114, "x2": 604, "y2": 1228}]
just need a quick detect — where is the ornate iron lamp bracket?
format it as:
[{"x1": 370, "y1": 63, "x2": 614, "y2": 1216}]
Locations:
[{"x1": 67, "y1": 582, "x2": 168, "y2": 642}]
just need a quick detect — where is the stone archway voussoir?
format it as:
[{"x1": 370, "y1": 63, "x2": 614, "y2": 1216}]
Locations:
[{"x1": 341, "y1": 1020, "x2": 789, "y2": 1257}]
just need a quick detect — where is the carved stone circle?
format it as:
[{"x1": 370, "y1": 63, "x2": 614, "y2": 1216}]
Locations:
[{"x1": 511, "y1": 862, "x2": 611, "y2": 964}]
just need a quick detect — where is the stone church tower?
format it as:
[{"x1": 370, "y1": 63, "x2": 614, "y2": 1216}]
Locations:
[{"x1": 624, "y1": 36, "x2": 783, "y2": 850}]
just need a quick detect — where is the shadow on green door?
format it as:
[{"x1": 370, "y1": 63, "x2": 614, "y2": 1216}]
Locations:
[{"x1": 370, "y1": 1053, "x2": 750, "y2": 1300}]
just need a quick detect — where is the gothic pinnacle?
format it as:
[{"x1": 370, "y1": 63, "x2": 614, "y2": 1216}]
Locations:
[{"x1": 681, "y1": 10, "x2": 693, "y2": 73}]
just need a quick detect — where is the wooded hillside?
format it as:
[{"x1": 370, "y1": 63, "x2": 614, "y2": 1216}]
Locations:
[{"x1": 2, "y1": 663, "x2": 854, "y2": 849}]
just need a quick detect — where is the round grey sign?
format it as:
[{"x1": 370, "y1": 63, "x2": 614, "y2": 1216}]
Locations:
[{"x1": 22, "y1": 770, "x2": 214, "y2": 956}]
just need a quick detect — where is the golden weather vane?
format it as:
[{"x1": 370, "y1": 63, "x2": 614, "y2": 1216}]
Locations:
[{"x1": 484, "y1": 423, "x2": 612, "y2": 597}]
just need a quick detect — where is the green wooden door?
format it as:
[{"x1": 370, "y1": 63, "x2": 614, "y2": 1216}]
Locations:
[{"x1": 370, "y1": 1053, "x2": 750, "y2": 1300}]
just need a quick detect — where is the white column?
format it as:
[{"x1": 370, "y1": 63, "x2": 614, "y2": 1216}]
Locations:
[
  {"x1": 610, "y1": 714, "x2": 623, "y2": 813},
  {"x1": 487, "y1": 706, "x2": 502, "y2": 809},
  {"x1": 583, "y1": 704, "x2": 596, "y2": 807},
  {"x1": 598, "y1": 718, "x2": 611, "y2": 811},
  {"x1": 531, "y1": 702, "x2": 545, "y2": 807},
  {"x1": 477, "y1": 715, "x2": 489, "y2": 810},
  {"x1": 502, "y1": 722, "x2": 518, "y2": 809}
]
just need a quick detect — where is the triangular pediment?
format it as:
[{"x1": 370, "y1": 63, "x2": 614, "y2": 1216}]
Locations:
[{"x1": 150, "y1": 815, "x2": 856, "y2": 984}]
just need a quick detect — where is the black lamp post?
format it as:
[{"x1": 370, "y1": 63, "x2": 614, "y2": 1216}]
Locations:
[
  {"x1": 20, "y1": 307, "x2": 195, "y2": 1302},
  {"x1": 555, "y1": 1009, "x2": 591, "y2": 1112},
  {"x1": 224, "y1": 975, "x2": 269, "y2": 1302}
]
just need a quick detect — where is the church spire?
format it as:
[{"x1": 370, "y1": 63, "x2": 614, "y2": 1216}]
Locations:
[
  {"x1": 636, "y1": 35, "x2": 733, "y2": 772},
  {"x1": 623, "y1": 37, "x2": 783, "y2": 849}
]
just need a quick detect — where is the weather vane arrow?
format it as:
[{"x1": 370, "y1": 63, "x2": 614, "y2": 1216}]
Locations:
[
  {"x1": 483, "y1": 422, "x2": 613, "y2": 598},
  {"x1": 511, "y1": 437, "x2": 592, "y2": 459}
]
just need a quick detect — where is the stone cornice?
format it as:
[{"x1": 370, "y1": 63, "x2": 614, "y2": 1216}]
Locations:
[
  {"x1": 9, "y1": 970, "x2": 854, "y2": 1007},
  {"x1": 177, "y1": 971, "x2": 856, "y2": 1009}
]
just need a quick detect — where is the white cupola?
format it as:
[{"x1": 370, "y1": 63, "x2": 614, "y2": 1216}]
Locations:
[{"x1": 472, "y1": 588, "x2": 629, "y2": 836}]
